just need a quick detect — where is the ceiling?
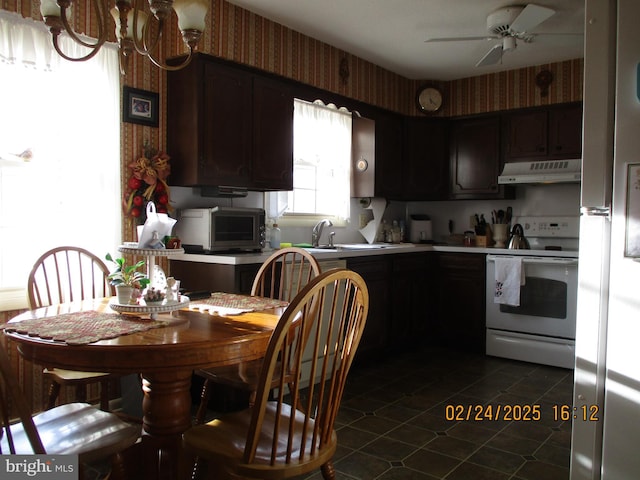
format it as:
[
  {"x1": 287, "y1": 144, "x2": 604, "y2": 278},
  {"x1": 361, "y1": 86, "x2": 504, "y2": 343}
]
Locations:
[{"x1": 225, "y1": 0, "x2": 585, "y2": 81}]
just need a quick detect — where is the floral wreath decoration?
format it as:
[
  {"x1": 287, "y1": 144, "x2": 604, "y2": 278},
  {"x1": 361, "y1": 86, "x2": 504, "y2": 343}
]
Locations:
[{"x1": 124, "y1": 142, "x2": 171, "y2": 219}]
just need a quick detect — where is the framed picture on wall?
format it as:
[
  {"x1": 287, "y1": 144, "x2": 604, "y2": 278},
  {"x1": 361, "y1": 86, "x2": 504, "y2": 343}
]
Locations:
[{"x1": 122, "y1": 86, "x2": 159, "y2": 127}]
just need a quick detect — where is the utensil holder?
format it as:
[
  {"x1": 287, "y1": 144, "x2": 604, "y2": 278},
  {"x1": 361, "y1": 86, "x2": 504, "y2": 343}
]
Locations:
[{"x1": 492, "y1": 224, "x2": 509, "y2": 248}]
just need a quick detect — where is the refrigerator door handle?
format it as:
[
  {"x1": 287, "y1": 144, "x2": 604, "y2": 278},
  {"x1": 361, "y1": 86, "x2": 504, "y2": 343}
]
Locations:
[{"x1": 580, "y1": 206, "x2": 611, "y2": 219}]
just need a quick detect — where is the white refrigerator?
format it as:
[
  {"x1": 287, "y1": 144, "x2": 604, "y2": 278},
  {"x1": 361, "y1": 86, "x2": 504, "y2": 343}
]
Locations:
[{"x1": 571, "y1": 0, "x2": 640, "y2": 479}]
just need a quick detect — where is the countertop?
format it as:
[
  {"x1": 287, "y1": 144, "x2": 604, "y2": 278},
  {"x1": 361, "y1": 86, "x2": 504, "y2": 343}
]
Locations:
[{"x1": 169, "y1": 243, "x2": 579, "y2": 265}]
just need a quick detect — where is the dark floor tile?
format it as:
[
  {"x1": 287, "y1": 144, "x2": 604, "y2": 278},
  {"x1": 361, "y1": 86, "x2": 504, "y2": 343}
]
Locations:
[
  {"x1": 503, "y1": 420, "x2": 554, "y2": 442},
  {"x1": 467, "y1": 445, "x2": 525, "y2": 474},
  {"x1": 445, "y1": 461, "x2": 512, "y2": 480},
  {"x1": 487, "y1": 432, "x2": 541, "y2": 456},
  {"x1": 516, "y1": 460, "x2": 570, "y2": 480},
  {"x1": 403, "y1": 448, "x2": 461, "y2": 478},
  {"x1": 377, "y1": 466, "x2": 439, "y2": 480},
  {"x1": 336, "y1": 405, "x2": 365, "y2": 425},
  {"x1": 411, "y1": 411, "x2": 456, "y2": 432},
  {"x1": 335, "y1": 425, "x2": 378, "y2": 450},
  {"x1": 535, "y1": 442, "x2": 571, "y2": 469},
  {"x1": 342, "y1": 395, "x2": 391, "y2": 414},
  {"x1": 424, "y1": 435, "x2": 480, "y2": 460},
  {"x1": 349, "y1": 414, "x2": 402, "y2": 436},
  {"x1": 360, "y1": 436, "x2": 420, "y2": 462},
  {"x1": 376, "y1": 403, "x2": 422, "y2": 423},
  {"x1": 446, "y1": 422, "x2": 498, "y2": 444},
  {"x1": 385, "y1": 423, "x2": 437, "y2": 447},
  {"x1": 333, "y1": 451, "x2": 391, "y2": 479}
]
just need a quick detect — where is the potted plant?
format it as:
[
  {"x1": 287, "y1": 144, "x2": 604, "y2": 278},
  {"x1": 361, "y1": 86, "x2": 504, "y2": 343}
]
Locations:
[{"x1": 105, "y1": 253, "x2": 150, "y2": 304}]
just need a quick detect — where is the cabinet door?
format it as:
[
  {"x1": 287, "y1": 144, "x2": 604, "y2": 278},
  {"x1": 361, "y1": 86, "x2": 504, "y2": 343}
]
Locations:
[
  {"x1": 435, "y1": 253, "x2": 486, "y2": 353},
  {"x1": 200, "y1": 62, "x2": 252, "y2": 187},
  {"x1": 449, "y1": 116, "x2": 502, "y2": 199},
  {"x1": 504, "y1": 110, "x2": 548, "y2": 160},
  {"x1": 347, "y1": 257, "x2": 390, "y2": 360},
  {"x1": 390, "y1": 253, "x2": 432, "y2": 348},
  {"x1": 548, "y1": 104, "x2": 583, "y2": 159},
  {"x1": 403, "y1": 118, "x2": 448, "y2": 200},
  {"x1": 252, "y1": 76, "x2": 294, "y2": 190},
  {"x1": 374, "y1": 113, "x2": 404, "y2": 199}
]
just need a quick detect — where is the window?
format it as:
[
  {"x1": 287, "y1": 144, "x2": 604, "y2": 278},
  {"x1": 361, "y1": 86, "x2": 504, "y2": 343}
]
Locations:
[
  {"x1": 267, "y1": 99, "x2": 352, "y2": 226},
  {"x1": 0, "y1": 12, "x2": 121, "y2": 310}
]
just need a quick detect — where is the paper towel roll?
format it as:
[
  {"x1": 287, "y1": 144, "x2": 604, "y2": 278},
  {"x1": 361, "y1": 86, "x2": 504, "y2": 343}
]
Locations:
[{"x1": 358, "y1": 198, "x2": 387, "y2": 244}]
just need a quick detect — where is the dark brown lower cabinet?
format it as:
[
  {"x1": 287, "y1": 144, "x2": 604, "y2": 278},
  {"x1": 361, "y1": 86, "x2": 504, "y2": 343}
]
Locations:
[
  {"x1": 389, "y1": 253, "x2": 433, "y2": 348},
  {"x1": 169, "y1": 261, "x2": 260, "y2": 295},
  {"x1": 346, "y1": 256, "x2": 391, "y2": 362},
  {"x1": 434, "y1": 252, "x2": 486, "y2": 353}
]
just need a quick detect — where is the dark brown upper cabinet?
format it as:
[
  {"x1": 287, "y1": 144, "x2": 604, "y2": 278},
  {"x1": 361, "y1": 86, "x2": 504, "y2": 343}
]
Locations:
[
  {"x1": 503, "y1": 102, "x2": 582, "y2": 163},
  {"x1": 450, "y1": 115, "x2": 512, "y2": 200},
  {"x1": 373, "y1": 112, "x2": 404, "y2": 199},
  {"x1": 403, "y1": 117, "x2": 449, "y2": 200},
  {"x1": 167, "y1": 54, "x2": 293, "y2": 190}
]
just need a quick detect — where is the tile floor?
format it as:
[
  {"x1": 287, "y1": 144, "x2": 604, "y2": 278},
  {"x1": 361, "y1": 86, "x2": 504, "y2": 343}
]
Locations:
[
  {"x1": 86, "y1": 346, "x2": 574, "y2": 480},
  {"x1": 295, "y1": 346, "x2": 574, "y2": 480}
]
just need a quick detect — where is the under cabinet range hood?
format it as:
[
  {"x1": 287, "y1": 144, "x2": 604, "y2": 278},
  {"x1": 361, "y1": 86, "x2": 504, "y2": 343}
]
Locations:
[{"x1": 498, "y1": 159, "x2": 582, "y2": 184}]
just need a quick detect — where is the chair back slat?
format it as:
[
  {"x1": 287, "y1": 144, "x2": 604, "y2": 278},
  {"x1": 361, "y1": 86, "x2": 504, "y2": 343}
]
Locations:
[
  {"x1": 244, "y1": 268, "x2": 369, "y2": 466},
  {"x1": 251, "y1": 247, "x2": 321, "y2": 302},
  {"x1": 27, "y1": 246, "x2": 114, "y2": 309}
]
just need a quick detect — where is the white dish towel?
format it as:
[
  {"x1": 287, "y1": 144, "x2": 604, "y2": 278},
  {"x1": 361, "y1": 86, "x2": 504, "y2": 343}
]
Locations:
[{"x1": 494, "y1": 257, "x2": 525, "y2": 306}]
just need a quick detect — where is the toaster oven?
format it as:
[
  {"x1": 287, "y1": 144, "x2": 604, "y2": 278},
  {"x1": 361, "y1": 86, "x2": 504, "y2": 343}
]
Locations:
[{"x1": 175, "y1": 207, "x2": 266, "y2": 253}]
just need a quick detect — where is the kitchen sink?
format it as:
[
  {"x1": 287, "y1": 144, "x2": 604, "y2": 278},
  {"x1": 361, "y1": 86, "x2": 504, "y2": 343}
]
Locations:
[{"x1": 304, "y1": 243, "x2": 416, "y2": 253}]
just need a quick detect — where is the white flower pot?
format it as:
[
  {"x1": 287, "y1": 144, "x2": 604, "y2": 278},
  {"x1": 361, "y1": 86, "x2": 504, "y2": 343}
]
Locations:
[{"x1": 116, "y1": 285, "x2": 134, "y2": 304}]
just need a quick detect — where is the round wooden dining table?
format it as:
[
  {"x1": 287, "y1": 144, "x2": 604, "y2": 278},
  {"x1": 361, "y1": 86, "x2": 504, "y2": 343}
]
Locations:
[{"x1": 4, "y1": 297, "x2": 284, "y2": 480}]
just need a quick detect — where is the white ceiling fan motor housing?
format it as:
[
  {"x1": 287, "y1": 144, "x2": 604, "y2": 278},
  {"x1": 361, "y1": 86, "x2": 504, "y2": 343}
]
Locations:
[{"x1": 487, "y1": 6, "x2": 525, "y2": 36}]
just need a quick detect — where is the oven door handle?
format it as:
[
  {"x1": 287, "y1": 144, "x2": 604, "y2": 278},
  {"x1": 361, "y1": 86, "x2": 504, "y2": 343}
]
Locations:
[{"x1": 486, "y1": 254, "x2": 579, "y2": 267}]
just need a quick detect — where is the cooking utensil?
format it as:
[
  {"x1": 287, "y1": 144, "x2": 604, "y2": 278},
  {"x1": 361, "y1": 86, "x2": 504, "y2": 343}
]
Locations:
[
  {"x1": 505, "y1": 206, "x2": 513, "y2": 224},
  {"x1": 508, "y1": 224, "x2": 530, "y2": 249}
]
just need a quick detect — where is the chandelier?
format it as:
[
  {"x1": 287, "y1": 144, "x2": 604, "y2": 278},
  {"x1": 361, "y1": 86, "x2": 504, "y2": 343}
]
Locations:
[{"x1": 39, "y1": 0, "x2": 208, "y2": 74}]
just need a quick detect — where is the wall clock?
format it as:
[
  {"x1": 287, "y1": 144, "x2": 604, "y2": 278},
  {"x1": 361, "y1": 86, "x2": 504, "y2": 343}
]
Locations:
[{"x1": 416, "y1": 86, "x2": 443, "y2": 114}]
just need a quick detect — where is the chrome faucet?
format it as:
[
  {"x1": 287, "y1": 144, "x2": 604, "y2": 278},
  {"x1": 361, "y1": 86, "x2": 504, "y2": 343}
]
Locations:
[{"x1": 312, "y1": 219, "x2": 333, "y2": 247}]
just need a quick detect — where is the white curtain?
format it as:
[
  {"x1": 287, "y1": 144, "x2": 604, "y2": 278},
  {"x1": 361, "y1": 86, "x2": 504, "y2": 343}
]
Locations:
[
  {"x1": 288, "y1": 99, "x2": 352, "y2": 219},
  {"x1": 0, "y1": 11, "x2": 121, "y2": 309}
]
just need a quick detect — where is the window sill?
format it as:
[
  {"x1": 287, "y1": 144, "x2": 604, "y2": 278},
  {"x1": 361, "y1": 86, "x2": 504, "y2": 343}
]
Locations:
[{"x1": 0, "y1": 288, "x2": 29, "y2": 312}]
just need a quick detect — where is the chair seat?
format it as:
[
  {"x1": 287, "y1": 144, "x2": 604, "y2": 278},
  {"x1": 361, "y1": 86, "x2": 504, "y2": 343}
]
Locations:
[
  {"x1": 0, "y1": 403, "x2": 140, "y2": 463},
  {"x1": 184, "y1": 401, "x2": 337, "y2": 475},
  {"x1": 44, "y1": 368, "x2": 114, "y2": 382}
]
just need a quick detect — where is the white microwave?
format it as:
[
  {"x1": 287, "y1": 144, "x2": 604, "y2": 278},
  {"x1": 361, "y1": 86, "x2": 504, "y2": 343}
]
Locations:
[{"x1": 175, "y1": 207, "x2": 266, "y2": 253}]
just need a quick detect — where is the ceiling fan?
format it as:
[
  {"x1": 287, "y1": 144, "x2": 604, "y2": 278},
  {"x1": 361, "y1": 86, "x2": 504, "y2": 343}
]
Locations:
[{"x1": 424, "y1": 3, "x2": 578, "y2": 67}]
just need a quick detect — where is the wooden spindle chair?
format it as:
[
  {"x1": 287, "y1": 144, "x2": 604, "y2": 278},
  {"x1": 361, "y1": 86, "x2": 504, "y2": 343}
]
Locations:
[
  {"x1": 27, "y1": 246, "x2": 118, "y2": 410},
  {"x1": 194, "y1": 247, "x2": 321, "y2": 423},
  {"x1": 184, "y1": 268, "x2": 369, "y2": 480}
]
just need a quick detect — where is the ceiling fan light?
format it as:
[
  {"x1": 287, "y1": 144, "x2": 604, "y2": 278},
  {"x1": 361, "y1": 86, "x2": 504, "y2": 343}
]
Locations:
[
  {"x1": 173, "y1": 0, "x2": 209, "y2": 33},
  {"x1": 503, "y1": 36, "x2": 516, "y2": 51}
]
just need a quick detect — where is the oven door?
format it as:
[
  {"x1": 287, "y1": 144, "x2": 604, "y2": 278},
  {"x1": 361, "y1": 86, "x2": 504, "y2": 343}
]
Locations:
[{"x1": 485, "y1": 255, "x2": 579, "y2": 339}]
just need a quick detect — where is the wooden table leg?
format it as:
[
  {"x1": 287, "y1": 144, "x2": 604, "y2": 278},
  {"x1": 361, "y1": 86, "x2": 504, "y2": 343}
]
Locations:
[{"x1": 140, "y1": 370, "x2": 193, "y2": 480}]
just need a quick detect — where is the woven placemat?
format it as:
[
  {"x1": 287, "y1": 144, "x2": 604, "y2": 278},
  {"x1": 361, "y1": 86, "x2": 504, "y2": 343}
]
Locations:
[
  {"x1": 3, "y1": 311, "x2": 166, "y2": 345},
  {"x1": 190, "y1": 292, "x2": 289, "y2": 312}
]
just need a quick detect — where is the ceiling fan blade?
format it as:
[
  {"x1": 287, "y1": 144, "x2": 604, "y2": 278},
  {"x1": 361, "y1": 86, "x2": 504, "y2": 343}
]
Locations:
[
  {"x1": 475, "y1": 44, "x2": 503, "y2": 67},
  {"x1": 510, "y1": 4, "x2": 555, "y2": 33},
  {"x1": 424, "y1": 35, "x2": 498, "y2": 43}
]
